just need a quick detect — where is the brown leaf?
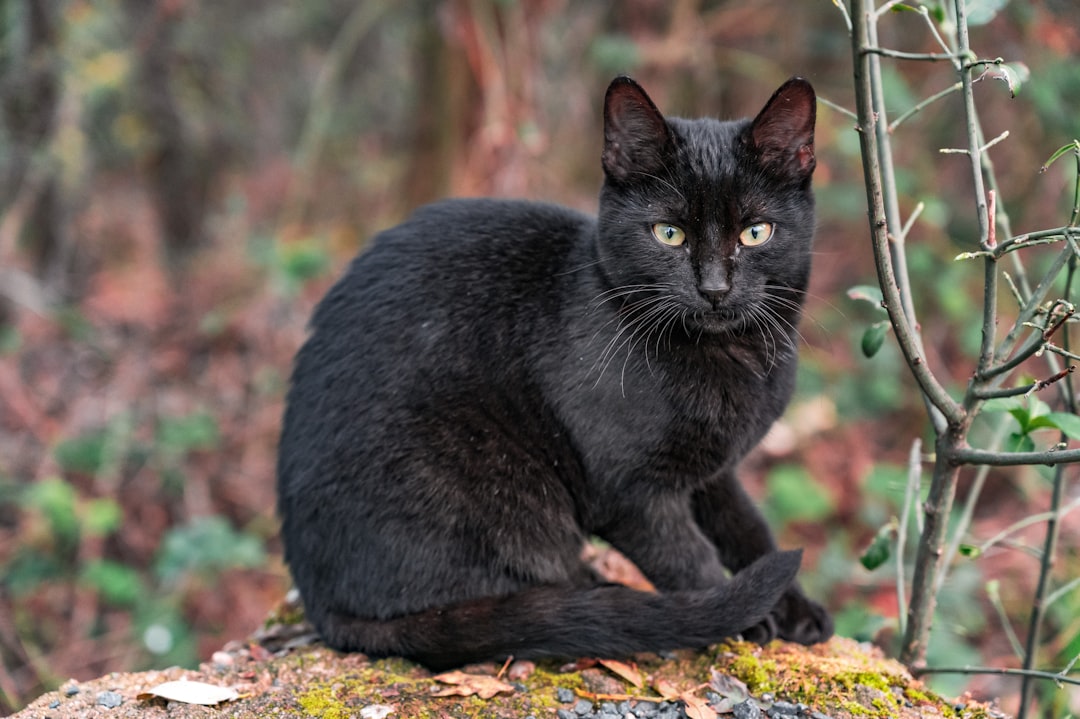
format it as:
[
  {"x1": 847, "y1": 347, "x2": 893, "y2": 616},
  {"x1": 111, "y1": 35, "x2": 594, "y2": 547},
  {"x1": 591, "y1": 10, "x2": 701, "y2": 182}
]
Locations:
[
  {"x1": 652, "y1": 679, "x2": 680, "y2": 701},
  {"x1": 598, "y1": 658, "x2": 643, "y2": 688},
  {"x1": 681, "y1": 691, "x2": 718, "y2": 719},
  {"x1": 709, "y1": 668, "x2": 749, "y2": 702},
  {"x1": 431, "y1": 670, "x2": 515, "y2": 700}
]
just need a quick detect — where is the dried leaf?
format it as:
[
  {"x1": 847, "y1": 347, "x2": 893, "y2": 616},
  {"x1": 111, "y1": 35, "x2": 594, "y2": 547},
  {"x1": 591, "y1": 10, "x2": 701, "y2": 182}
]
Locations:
[
  {"x1": 709, "y1": 668, "x2": 749, "y2": 702},
  {"x1": 431, "y1": 670, "x2": 515, "y2": 700},
  {"x1": 137, "y1": 680, "x2": 239, "y2": 706},
  {"x1": 598, "y1": 658, "x2": 643, "y2": 688},
  {"x1": 681, "y1": 692, "x2": 718, "y2": 719},
  {"x1": 652, "y1": 679, "x2": 680, "y2": 701}
]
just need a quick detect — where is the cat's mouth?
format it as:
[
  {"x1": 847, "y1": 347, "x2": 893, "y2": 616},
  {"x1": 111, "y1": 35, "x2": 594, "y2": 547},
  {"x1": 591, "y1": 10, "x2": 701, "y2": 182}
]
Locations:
[{"x1": 691, "y1": 307, "x2": 746, "y2": 334}]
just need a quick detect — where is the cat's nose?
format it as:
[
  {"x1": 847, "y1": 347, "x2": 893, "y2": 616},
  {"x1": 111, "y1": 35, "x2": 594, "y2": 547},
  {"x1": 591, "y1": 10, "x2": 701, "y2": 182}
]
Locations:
[
  {"x1": 698, "y1": 275, "x2": 731, "y2": 306},
  {"x1": 698, "y1": 261, "x2": 730, "y2": 306}
]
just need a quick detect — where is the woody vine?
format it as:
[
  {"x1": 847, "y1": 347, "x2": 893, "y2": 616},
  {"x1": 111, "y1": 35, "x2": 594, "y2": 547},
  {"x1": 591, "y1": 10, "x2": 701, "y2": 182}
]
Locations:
[{"x1": 837, "y1": 1, "x2": 1080, "y2": 716}]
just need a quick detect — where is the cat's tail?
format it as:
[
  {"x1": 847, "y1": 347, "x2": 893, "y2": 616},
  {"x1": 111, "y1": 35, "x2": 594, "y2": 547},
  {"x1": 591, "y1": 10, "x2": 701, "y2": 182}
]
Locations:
[{"x1": 313, "y1": 549, "x2": 801, "y2": 670}]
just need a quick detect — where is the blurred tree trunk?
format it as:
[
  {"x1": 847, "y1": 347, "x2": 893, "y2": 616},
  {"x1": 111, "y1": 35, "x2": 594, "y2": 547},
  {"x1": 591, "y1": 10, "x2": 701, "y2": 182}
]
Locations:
[
  {"x1": 401, "y1": 0, "x2": 477, "y2": 212},
  {"x1": 0, "y1": 0, "x2": 65, "y2": 312},
  {"x1": 124, "y1": 0, "x2": 212, "y2": 272}
]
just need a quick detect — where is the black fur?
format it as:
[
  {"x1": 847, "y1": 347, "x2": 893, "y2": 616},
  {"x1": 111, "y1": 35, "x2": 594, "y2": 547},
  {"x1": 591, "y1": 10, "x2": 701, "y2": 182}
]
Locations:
[{"x1": 277, "y1": 76, "x2": 833, "y2": 670}]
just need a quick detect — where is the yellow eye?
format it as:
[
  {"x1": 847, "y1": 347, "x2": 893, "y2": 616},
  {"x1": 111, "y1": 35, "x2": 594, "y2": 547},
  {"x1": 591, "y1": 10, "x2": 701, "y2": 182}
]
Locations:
[
  {"x1": 652, "y1": 223, "x2": 686, "y2": 246},
  {"x1": 739, "y1": 222, "x2": 774, "y2": 246}
]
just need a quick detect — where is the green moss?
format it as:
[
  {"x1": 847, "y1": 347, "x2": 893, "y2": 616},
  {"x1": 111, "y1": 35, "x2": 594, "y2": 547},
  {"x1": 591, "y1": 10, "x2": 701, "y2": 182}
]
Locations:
[
  {"x1": 297, "y1": 684, "x2": 351, "y2": 719},
  {"x1": 727, "y1": 652, "x2": 780, "y2": 694},
  {"x1": 840, "y1": 698, "x2": 876, "y2": 716}
]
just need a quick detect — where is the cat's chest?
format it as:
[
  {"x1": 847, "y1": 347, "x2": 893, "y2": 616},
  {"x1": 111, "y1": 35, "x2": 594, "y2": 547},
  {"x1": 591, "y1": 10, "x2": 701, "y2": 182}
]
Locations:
[{"x1": 550, "y1": 337, "x2": 787, "y2": 478}]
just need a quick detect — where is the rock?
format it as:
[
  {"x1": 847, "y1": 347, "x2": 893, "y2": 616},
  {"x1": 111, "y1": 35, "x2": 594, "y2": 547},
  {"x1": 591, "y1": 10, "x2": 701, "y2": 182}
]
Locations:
[
  {"x1": 557, "y1": 687, "x2": 576, "y2": 703},
  {"x1": 96, "y1": 691, "x2": 123, "y2": 708},
  {"x1": 574, "y1": 698, "x2": 595, "y2": 715},
  {"x1": 733, "y1": 699, "x2": 764, "y2": 719}
]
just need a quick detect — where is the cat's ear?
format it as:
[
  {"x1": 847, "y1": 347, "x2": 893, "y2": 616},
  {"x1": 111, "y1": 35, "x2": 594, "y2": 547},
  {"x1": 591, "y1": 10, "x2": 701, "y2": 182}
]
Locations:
[
  {"x1": 602, "y1": 76, "x2": 673, "y2": 182},
  {"x1": 749, "y1": 77, "x2": 816, "y2": 179}
]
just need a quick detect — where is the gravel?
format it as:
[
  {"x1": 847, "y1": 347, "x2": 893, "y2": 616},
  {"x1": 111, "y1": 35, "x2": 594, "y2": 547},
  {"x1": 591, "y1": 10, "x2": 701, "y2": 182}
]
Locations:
[{"x1": 544, "y1": 685, "x2": 837, "y2": 719}]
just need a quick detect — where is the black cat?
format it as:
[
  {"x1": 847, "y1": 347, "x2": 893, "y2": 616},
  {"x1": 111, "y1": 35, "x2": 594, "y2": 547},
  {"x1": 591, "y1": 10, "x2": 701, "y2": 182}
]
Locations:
[{"x1": 277, "y1": 75, "x2": 833, "y2": 670}]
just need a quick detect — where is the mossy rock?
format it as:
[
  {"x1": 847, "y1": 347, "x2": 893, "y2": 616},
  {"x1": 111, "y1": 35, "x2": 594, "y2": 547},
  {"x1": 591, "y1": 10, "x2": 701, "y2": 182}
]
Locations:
[{"x1": 11, "y1": 610, "x2": 1004, "y2": 719}]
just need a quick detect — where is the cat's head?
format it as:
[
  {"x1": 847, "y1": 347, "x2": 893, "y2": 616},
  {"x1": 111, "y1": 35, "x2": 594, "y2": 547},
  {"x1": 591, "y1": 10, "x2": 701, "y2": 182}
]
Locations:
[{"x1": 596, "y1": 76, "x2": 816, "y2": 344}]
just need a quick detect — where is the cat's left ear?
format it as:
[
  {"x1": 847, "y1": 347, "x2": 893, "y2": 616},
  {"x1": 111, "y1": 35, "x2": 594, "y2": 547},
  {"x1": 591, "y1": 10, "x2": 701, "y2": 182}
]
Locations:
[{"x1": 750, "y1": 77, "x2": 816, "y2": 179}]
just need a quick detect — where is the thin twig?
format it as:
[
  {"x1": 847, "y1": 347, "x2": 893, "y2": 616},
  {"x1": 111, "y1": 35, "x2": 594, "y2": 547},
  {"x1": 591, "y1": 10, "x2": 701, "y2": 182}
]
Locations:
[
  {"x1": 863, "y1": 47, "x2": 955, "y2": 61},
  {"x1": 889, "y1": 83, "x2": 962, "y2": 132},
  {"x1": 915, "y1": 665, "x2": 1080, "y2": 688},
  {"x1": 896, "y1": 438, "x2": 923, "y2": 637},
  {"x1": 1019, "y1": 255, "x2": 1079, "y2": 717},
  {"x1": 948, "y1": 445, "x2": 1080, "y2": 467}
]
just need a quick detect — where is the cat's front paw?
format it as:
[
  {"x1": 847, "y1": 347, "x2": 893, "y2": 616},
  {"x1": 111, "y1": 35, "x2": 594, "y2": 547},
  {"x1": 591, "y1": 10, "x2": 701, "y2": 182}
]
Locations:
[
  {"x1": 741, "y1": 587, "x2": 832, "y2": 646},
  {"x1": 774, "y1": 587, "x2": 832, "y2": 645}
]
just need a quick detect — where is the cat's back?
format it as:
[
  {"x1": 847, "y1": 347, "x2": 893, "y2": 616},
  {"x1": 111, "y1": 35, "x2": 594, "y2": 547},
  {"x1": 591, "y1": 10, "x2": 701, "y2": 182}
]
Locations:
[
  {"x1": 342, "y1": 198, "x2": 591, "y2": 292},
  {"x1": 303, "y1": 198, "x2": 593, "y2": 356}
]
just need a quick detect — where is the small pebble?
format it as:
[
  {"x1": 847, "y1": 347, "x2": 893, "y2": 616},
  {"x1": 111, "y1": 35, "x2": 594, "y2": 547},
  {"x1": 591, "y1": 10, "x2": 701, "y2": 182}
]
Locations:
[
  {"x1": 508, "y1": 660, "x2": 536, "y2": 681},
  {"x1": 63, "y1": 685, "x2": 79, "y2": 697},
  {"x1": 557, "y1": 687, "x2": 576, "y2": 703},
  {"x1": 96, "y1": 690, "x2": 123, "y2": 708},
  {"x1": 733, "y1": 699, "x2": 764, "y2": 719},
  {"x1": 769, "y1": 700, "x2": 800, "y2": 715},
  {"x1": 574, "y1": 698, "x2": 595, "y2": 715},
  {"x1": 557, "y1": 710, "x2": 576, "y2": 719},
  {"x1": 48, "y1": 699, "x2": 60, "y2": 709},
  {"x1": 211, "y1": 650, "x2": 234, "y2": 666}
]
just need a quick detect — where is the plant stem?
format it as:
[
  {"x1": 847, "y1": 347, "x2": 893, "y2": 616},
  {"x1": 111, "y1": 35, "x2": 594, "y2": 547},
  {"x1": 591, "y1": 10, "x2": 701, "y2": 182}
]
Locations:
[
  {"x1": 902, "y1": 434, "x2": 963, "y2": 666},
  {"x1": 947, "y1": 445, "x2": 1080, "y2": 466},
  {"x1": 1018, "y1": 258, "x2": 1078, "y2": 718},
  {"x1": 850, "y1": 0, "x2": 962, "y2": 430},
  {"x1": 915, "y1": 665, "x2": 1080, "y2": 687}
]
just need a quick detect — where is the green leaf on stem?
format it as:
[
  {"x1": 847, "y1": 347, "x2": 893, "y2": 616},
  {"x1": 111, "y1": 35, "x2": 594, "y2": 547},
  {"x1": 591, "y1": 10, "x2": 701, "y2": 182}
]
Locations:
[
  {"x1": 860, "y1": 523, "x2": 895, "y2": 570},
  {"x1": 1006, "y1": 432, "x2": 1036, "y2": 454},
  {"x1": 1040, "y1": 141, "x2": 1080, "y2": 174},
  {"x1": 847, "y1": 284, "x2": 885, "y2": 307},
  {"x1": 1044, "y1": 412, "x2": 1080, "y2": 440},
  {"x1": 976, "y1": 61, "x2": 1029, "y2": 98},
  {"x1": 958, "y1": 544, "x2": 981, "y2": 558},
  {"x1": 861, "y1": 321, "x2": 891, "y2": 358},
  {"x1": 965, "y1": 0, "x2": 1009, "y2": 26}
]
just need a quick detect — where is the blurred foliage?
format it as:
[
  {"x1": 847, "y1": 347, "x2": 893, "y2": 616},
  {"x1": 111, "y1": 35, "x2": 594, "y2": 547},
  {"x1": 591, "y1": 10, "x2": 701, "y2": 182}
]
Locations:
[{"x1": 0, "y1": 0, "x2": 1078, "y2": 715}]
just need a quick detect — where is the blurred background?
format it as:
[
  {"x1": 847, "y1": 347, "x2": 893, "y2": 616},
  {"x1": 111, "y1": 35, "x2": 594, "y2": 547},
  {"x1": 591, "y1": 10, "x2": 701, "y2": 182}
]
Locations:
[{"x1": 1, "y1": 0, "x2": 1078, "y2": 715}]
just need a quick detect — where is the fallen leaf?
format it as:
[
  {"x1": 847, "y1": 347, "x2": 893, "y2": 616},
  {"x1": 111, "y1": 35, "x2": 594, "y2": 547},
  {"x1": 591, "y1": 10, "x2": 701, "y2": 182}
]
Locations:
[
  {"x1": 431, "y1": 670, "x2": 515, "y2": 700},
  {"x1": 598, "y1": 658, "x2": 643, "y2": 688},
  {"x1": 137, "y1": 680, "x2": 239, "y2": 706},
  {"x1": 709, "y1": 668, "x2": 749, "y2": 702},
  {"x1": 681, "y1": 691, "x2": 718, "y2": 719},
  {"x1": 653, "y1": 679, "x2": 680, "y2": 701}
]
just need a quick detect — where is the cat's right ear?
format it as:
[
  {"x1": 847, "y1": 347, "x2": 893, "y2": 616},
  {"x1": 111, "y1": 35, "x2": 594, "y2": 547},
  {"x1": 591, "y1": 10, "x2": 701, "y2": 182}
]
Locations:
[{"x1": 602, "y1": 76, "x2": 673, "y2": 182}]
